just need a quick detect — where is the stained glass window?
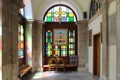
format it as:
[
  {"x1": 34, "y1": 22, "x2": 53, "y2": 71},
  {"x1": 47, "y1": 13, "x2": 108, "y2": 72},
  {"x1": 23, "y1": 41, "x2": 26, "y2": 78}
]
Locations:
[
  {"x1": 45, "y1": 5, "x2": 76, "y2": 22},
  {"x1": 54, "y1": 46, "x2": 60, "y2": 56},
  {"x1": 45, "y1": 29, "x2": 76, "y2": 57},
  {"x1": 18, "y1": 25, "x2": 24, "y2": 59},
  {"x1": 46, "y1": 30, "x2": 52, "y2": 57},
  {"x1": 61, "y1": 46, "x2": 67, "y2": 56},
  {"x1": 69, "y1": 30, "x2": 75, "y2": 55}
]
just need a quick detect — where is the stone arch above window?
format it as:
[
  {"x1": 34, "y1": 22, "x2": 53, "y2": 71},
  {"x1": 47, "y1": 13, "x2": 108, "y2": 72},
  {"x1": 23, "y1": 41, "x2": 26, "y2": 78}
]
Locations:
[{"x1": 43, "y1": 5, "x2": 77, "y2": 22}]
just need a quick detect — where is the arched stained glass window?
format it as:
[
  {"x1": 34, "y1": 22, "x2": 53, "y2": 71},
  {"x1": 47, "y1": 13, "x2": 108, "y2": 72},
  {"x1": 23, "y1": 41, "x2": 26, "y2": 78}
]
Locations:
[{"x1": 44, "y1": 5, "x2": 77, "y2": 22}]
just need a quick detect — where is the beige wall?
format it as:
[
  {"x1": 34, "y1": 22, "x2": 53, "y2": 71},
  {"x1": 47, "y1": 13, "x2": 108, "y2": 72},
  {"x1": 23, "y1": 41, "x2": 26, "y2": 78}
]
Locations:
[
  {"x1": 88, "y1": 15, "x2": 102, "y2": 75},
  {"x1": 108, "y1": 1, "x2": 117, "y2": 80}
]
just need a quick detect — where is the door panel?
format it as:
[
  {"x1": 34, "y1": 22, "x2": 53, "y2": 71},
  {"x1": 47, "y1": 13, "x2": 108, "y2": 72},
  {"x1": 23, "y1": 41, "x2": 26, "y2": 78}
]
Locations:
[{"x1": 93, "y1": 33, "x2": 100, "y2": 76}]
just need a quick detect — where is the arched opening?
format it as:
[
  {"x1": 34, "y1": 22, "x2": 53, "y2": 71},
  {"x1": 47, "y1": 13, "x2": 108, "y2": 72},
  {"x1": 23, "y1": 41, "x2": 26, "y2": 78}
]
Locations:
[
  {"x1": 43, "y1": 4, "x2": 77, "y2": 22},
  {"x1": 42, "y1": 4, "x2": 78, "y2": 71}
]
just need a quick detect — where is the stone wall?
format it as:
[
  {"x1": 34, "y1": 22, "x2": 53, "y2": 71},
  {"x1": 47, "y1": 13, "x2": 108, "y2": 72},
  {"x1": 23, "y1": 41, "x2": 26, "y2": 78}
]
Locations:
[
  {"x1": 116, "y1": 0, "x2": 120, "y2": 80},
  {"x1": 100, "y1": 1, "x2": 109, "y2": 80},
  {"x1": 77, "y1": 20, "x2": 88, "y2": 71},
  {"x1": 2, "y1": 0, "x2": 24, "y2": 80},
  {"x1": 108, "y1": 1, "x2": 117, "y2": 80},
  {"x1": 32, "y1": 20, "x2": 43, "y2": 72}
]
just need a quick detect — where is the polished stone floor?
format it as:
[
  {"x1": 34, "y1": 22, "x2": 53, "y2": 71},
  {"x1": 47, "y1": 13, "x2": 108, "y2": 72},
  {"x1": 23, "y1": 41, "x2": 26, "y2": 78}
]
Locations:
[{"x1": 25, "y1": 71, "x2": 99, "y2": 80}]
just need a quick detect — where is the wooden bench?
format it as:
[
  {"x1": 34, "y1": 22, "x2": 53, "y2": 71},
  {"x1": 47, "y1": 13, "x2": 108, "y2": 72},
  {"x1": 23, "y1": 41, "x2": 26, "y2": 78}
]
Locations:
[
  {"x1": 19, "y1": 65, "x2": 32, "y2": 79},
  {"x1": 43, "y1": 64, "x2": 78, "y2": 72},
  {"x1": 43, "y1": 58, "x2": 77, "y2": 72}
]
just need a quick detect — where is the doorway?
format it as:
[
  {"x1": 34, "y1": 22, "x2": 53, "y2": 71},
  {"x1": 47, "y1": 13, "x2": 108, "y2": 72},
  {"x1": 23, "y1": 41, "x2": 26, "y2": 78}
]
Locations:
[{"x1": 93, "y1": 33, "x2": 100, "y2": 76}]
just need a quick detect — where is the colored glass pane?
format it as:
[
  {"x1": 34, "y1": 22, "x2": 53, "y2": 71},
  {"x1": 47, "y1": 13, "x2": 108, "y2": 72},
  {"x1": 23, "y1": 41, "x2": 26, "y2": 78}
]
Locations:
[
  {"x1": 18, "y1": 27, "x2": 21, "y2": 32},
  {"x1": 47, "y1": 31, "x2": 52, "y2": 36},
  {"x1": 21, "y1": 42, "x2": 24, "y2": 48},
  {"x1": 61, "y1": 46, "x2": 67, "y2": 56},
  {"x1": 52, "y1": 12, "x2": 54, "y2": 17},
  {"x1": 69, "y1": 44, "x2": 74, "y2": 48},
  {"x1": 47, "y1": 43, "x2": 52, "y2": 49},
  {"x1": 46, "y1": 50, "x2": 52, "y2": 57},
  {"x1": 46, "y1": 32, "x2": 48, "y2": 36},
  {"x1": 62, "y1": 17, "x2": 67, "y2": 22},
  {"x1": 61, "y1": 50, "x2": 67, "y2": 56},
  {"x1": 46, "y1": 38, "x2": 52, "y2": 42},
  {"x1": 21, "y1": 27, "x2": 24, "y2": 33},
  {"x1": 48, "y1": 32, "x2": 52, "y2": 36},
  {"x1": 47, "y1": 12, "x2": 52, "y2": 17},
  {"x1": 21, "y1": 35, "x2": 24, "y2": 41},
  {"x1": 47, "y1": 17, "x2": 52, "y2": 22},
  {"x1": 18, "y1": 36, "x2": 21, "y2": 41},
  {"x1": 69, "y1": 31, "x2": 73, "y2": 37},
  {"x1": 69, "y1": 50, "x2": 75, "y2": 55},
  {"x1": 69, "y1": 38, "x2": 75, "y2": 42},
  {"x1": 69, "y1": 17, "x2": 74, "y2": 22},
  {"x1": 55, "y1": 50, "x2": 60, "y2": 56},
  {"x1": 18, "y1": 50, "x2": 24, "y2": 58},
  {"x1": 69, "y1": 12, "x2": 74, "y2": 17},
  {"x1": 61, "y1": 46, "x2": 67, "y2": 49}
]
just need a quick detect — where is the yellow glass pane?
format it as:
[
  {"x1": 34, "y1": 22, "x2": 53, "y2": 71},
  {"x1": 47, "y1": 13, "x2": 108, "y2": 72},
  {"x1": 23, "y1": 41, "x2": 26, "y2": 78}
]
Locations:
[
  {"x1": 62, "y1": 11, "x2": 66, "y2": 15},
  {"x1": 47, "y1": 12, "x2": 52, "y2": 17},
  {"x1": 61, "y1": 46, "x2": 66, "y2": 49},
  {"x1": 21, "y1": 42, "x2": 24, "y2": 49},
  {"x1": 55, "y1": 11, "x2": 59, "y2": 15},
  {"x1": 69, "y1": 12, "x2": 74, "y2": 17}
]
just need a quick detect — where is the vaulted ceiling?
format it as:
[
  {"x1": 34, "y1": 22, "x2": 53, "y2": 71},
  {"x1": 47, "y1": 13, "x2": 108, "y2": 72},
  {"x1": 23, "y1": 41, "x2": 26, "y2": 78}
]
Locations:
[{"x1": 24, "y1": 0, "x2": 91, "y2": 20}]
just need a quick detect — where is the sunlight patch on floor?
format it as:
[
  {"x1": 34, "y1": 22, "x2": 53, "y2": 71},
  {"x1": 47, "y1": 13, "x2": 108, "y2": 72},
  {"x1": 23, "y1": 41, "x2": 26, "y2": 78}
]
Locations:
[{"x1": 32, "y1": 71, "x2": 56, "y2": 79}]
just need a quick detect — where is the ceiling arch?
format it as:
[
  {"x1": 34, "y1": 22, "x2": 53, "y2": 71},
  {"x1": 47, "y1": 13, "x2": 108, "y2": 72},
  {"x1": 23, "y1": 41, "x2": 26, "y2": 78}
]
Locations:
[{"x1": 29, "y1": 0, "x2": 91, "y2": 20}]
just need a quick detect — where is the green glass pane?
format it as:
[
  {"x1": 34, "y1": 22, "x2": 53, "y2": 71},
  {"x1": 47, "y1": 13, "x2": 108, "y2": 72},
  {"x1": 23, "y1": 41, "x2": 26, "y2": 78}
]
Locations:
[
  {"x1": 69, "y1": 17, "x2": 74, "y2": 22},
  {"x1": 48, "y1": 44, "x2": 50, "y2": 49},
  {"x1": 47, "y1": 50, "x2": 52, "y2": 57},
  {"x1": 66, "y1": 12, "x2": 69, "y2": 17},
  {"x1": 48, "y1": 38, "x2": 51, "y2": 42},
  {"x1": 52, "y1": 12, "x2": 54, "y2": 17},
  {"x1": 48, "y1": 32, "x2": 51, "y2": 36},
  {"x1": 69, "y1": 44, "x2": 74, "y2": 48},
  {"x1": 47, "y1": 17, "x2": 52, "y2": 22},
  {"x1": 69, "y1": 50, "x2": 75, "y2": 55},
  {"x1": 61, "y1": 50, "x2": 67, "y2": 56},
  {"x1": 48, "y1": 51, "x2": 51, "y2": 57},
  {"x1": 46, "y1": 38, "x2": 48, "y2": 42},
  {"x1": 69, "y1": 38, "x2": 75, "y2": 42}
]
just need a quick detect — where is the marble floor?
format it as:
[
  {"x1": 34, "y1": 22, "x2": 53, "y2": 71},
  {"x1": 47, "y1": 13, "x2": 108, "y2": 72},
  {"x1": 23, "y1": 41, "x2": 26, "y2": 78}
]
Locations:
[{"x1": 25, "y1": 71, "x2": 100, "y2": 80}]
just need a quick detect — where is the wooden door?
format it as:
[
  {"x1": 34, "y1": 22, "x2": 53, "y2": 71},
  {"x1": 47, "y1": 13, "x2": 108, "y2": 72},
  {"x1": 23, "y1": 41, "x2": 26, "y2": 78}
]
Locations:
[{"x1": 93, "y1": 33, "x2": 100, "y2": 76}]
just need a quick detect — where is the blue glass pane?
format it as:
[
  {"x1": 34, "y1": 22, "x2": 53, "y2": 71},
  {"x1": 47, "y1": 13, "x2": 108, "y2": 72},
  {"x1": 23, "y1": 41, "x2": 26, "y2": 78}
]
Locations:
[
  {"x1": 18, "y1": 50, "x2": 24, "y2": 58},
  {"x1": 70, "y1": 31, "x2": 73, "y2": 36},
  {"x1": 46, "y1": 44, "x2": 48, "y2": 49},
  {"x1": 62, "y1": 17, "x2": 67, "y2": 22}
]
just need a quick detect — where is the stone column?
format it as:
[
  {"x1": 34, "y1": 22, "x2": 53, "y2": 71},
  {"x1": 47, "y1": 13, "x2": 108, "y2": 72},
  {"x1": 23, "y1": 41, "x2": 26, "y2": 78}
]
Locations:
[
  {"x1": 32, "y1": 20, "x2": 43, "y2": 72},
  {"x1": 77, "y1": 20, "x2": 88, "y2": 71},
  {"x1": 101, "y1": 1, "x2": 109, "y2": 80},
  {"x1": 2, "y1": 0, "x2": 24, "y2": 80},
  {"x1": 116, "y1": 0, "x2": 120, "y2": 80},
  {"x1": 108, "y1": 1, "x2": 117, "y2": 80}
]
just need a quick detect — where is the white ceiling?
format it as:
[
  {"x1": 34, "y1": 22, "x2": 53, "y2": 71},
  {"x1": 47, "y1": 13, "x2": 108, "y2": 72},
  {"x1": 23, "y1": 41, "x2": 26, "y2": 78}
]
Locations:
[{"x1": 24, "y1": 0, "x2": 91, "y2": 20}]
